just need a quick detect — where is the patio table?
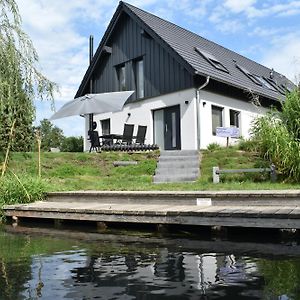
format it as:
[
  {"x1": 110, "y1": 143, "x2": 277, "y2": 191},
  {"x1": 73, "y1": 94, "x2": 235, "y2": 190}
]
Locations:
[
  {"x1": 100, "y1": 134, "x2": 137, "y2": 145},
  {"x1": 99, "y1": 134, "x2": 122, "y2": 146}
]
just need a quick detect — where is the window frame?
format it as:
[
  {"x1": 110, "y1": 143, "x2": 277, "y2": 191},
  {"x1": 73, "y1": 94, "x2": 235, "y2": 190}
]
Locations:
[
  {"x1": 253, "y1": 75, "x2": 278, "y2": 92},
  {"x1": 195, "y1": 47, "x2": 229, "y2": 73},
  {"x1": 230, "y1": 109, "x2": 240, "y2": 128},
  {"x1": 116, "y1": 64, "x2": 126, "y2": 91},
  {"x1": 211, "y1": 105, "x2": 224, "y2": 136},
  {"x1": 235, "y1": 64, "x2": 262, "y2": 86},
  {"x1": 134, "y1": 58, "x2": 144, "y2": 99},
  {"x1": 264, "y1": 77, "x2": 287, "y2": 95},
  {"x1": 101, "y1": 118, "x2": 110, "y2": 135},
  {"x1": 235, "y1": 64, "x2": 287, "y2": 94}
]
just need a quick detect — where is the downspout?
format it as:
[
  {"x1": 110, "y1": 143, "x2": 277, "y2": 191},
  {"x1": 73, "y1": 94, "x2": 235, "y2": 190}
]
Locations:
[{"x1": 196, "y1": 76, "x2": 210, "y2": 150}]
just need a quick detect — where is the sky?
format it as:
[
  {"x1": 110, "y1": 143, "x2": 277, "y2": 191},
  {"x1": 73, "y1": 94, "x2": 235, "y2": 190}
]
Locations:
[{"x1": 15, "y1": 0, "x2": 300, "y2": 137}]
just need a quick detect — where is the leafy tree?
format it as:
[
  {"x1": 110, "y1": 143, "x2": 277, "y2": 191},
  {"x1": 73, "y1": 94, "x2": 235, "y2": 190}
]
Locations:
[
  {"x1": 0, "y1": 0, "x2": 56, "y2": 152},
  {"x1": 35, "y1": 119, "x2": 64, "y2": 151},
  {"x1": 61, "y1": 136, "x2": 84, "y2": 152}
]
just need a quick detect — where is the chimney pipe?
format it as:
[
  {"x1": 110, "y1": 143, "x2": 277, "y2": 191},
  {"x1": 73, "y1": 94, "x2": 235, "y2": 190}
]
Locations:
[{"x1": 89, "y1": 35, "x2": 94, "y2": 64}]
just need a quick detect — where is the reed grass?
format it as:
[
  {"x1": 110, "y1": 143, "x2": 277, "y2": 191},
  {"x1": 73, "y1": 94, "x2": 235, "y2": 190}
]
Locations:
[{"x1": 251, "y1": 89, "x2": 300, "y2": 182}]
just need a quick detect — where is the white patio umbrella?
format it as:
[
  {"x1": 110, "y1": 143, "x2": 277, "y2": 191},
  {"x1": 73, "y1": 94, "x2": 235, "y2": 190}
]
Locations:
[{"x1": 49, "y1": 91, "x2": 134, "y2": 121}]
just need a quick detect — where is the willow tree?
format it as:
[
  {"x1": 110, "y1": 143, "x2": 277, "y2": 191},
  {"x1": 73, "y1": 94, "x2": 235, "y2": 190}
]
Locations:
[{"x1": 0, "y1": 0, "x2": 56, "y2": 152}]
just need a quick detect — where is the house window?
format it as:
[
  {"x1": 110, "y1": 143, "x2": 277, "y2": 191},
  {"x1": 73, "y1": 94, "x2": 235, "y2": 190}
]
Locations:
[
  {"x1": 101, "y1": 119, "x2": 110, "y2": 135},
  {"x1": 116, "y1": 64, "x2": 126, "y2": 91},
  {"x1": 212, "y1": 105, "x2": 223, "y2": 135},
  {"x1": 135, "y1": 59, "x2": 144, "y2": 98},
  {"x1": 195, "y1": 47, "x2": 229, "y2": 73},
  {"x1": 230, "y1": 109, "x2": 240, "y2": 128}
]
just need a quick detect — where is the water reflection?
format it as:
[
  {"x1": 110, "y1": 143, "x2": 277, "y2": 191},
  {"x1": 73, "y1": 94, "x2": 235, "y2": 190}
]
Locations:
[{"x1": 0, "y1": 227, "x2": 300, "y2": 299}]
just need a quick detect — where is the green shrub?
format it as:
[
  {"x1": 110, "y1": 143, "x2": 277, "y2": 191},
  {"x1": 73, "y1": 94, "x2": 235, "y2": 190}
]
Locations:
[
  {"x1": 0, "y1": 175, "x2": 48, "y2": 205},
  {"x1": 237, "y1": 138, "x2": 257, "y2": 152},
  {"x1": 61, "y1": 136, "x2": 83, "y2": 152},
  {"x1": 207, "y1": 143, "x2": 222, "y2": 151}
]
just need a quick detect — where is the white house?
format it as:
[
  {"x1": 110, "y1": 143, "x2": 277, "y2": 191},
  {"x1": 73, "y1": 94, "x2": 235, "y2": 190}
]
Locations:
[{"x1": 75, "y1": 1, "x2": 294, "y2": 151}]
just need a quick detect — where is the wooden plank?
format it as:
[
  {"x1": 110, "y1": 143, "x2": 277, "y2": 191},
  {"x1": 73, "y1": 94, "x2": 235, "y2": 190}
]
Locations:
[
  {"x1": 5, "y1": 209, "x2": 300, "y2": 229},
  {"x1": 287, "y1": 207, "x2": 300, "y2": 218},
  {"x1": 4, "y1": 201, "x2": 300, "y2": 230},
  {"x1": 274, "y1": 207, "x2": 296, "y2": 218},
  {"x1": 258, "y1": 207, "x2": 281, "y2": 217}
]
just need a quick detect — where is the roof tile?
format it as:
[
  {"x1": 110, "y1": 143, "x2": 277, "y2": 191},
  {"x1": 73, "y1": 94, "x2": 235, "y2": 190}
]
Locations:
[{"x1": 124, "y1": 2, "x2": 295, "y2": 100}]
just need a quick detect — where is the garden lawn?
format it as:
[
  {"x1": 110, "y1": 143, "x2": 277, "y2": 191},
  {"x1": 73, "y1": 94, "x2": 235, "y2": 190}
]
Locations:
[{"x1": 4, "y1": 148, "x2": 300, "y2": 192}]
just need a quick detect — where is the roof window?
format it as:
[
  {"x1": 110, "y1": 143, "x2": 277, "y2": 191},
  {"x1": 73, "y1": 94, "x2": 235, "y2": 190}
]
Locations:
[
  {"x1": 263, "y1": 77, "x2": 286, "y2": 95},
  {"x1": 195, "y1": 47, "x2": 229, "y2": 73},
  {"x1": 253, "y1": 75, "x2": 278, "y2": 92},
  {"x1": 235, "y1": 64, "x2": 262, "y2": 85},
  {"x1": 281, "y1": 83, "x2": 292, "y2": 93},
  {"x1": 236, "y1": 64, "x2": 281, "y2": 93}
]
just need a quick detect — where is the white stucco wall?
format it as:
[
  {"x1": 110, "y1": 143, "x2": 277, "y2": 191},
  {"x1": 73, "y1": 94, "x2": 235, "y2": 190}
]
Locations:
[
  {"x1": 84, "y1": 88, "x2": 197, "y2": 151},
  {"x1": 84, "y1": 88, "x2": 269, "y2": 151},
  {"x1": 198, "y1": 90, "x2": 268, "y2": 149},
  {"x1": 84, "y1": 117, "x2": 91, "y2": 151}
]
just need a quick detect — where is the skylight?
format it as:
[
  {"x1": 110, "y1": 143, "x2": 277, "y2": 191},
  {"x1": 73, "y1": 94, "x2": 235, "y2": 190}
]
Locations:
[
  {"x1": 195, "y1": 47, "x2": 229, "y2": 73},
  {"x1": 264, "y1": 77, "x2": 287, "y2": 95},
  {"x1": 235, "y1": 64, "x2": 285, "y2": 94},
  {"x1": 252, "y1": 75, "x2": 278, "y2": 92},
  {"x1": 281, "y1": 83, "x2": 292, "y2": 93},
  {"x1": 235, "y1": 64, "x2": 262, "y2": 86}
]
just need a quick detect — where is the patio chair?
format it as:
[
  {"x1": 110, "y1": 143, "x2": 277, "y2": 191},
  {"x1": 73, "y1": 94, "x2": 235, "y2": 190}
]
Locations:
[
  {"x1": 135, "y1": 125, "x2": 147, "y2": 144},
  {"x1": 89, "y1": 130, "x2": 101, "y2": 152},
  {"x1": 121, "y1": 123, "x2": 134, "y2": 144}
]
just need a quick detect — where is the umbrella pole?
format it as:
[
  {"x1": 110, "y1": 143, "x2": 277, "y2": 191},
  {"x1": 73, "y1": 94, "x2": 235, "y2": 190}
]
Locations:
[{"x1": 89, "y1": 35, "x2": 94, "y2": 134}]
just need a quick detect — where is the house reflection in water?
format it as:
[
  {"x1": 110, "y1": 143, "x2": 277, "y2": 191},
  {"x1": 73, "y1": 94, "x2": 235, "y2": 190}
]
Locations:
[{"x1": 20, "y1": 247, "x2": 263, "y2": 299}]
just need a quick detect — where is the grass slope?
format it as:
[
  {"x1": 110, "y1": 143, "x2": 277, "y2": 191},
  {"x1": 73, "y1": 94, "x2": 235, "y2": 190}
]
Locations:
[{"x1": 5, "y1": 148, "x2": 300, "y2": 192}]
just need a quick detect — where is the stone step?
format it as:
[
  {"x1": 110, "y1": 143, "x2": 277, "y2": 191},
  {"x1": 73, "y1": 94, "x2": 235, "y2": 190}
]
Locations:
[
  {"x1": 157, "y1": 160, "x2": 200, "y2": 168},
  {"x1": 160, "y1": 150, "x2": 199, "y2": 156},
  {"x1": 158, "y1": 155, "x2": 199, "y2": 162},
  {"x1": 153, "y1": 174, "x2": 199, "y2": 183},
  {"x1": 154, "y1": 150, "x2": 200, "y2": 183},
  {"x1": 155, "y1": 167, "x2": 199, "y2": 176}
]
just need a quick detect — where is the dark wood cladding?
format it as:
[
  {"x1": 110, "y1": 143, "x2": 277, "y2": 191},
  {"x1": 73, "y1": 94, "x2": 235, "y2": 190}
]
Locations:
[{"x1": 88, "y1": 13, "x2": 194, "y2": 100}]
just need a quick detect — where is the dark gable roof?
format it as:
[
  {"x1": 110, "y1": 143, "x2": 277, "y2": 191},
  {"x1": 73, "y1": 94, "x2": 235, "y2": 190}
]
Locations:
[{"x1": 76, "y1": 1, "x2": 295, "y2": 100}]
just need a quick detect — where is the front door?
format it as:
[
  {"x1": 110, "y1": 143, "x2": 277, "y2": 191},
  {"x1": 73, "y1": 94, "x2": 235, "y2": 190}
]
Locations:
[
  {"x1": 153, "y1": 105, "x2": 181, "y2": 150},
  {"x1": 164, "y1": 105, "x2": 181, "y2": 150}
]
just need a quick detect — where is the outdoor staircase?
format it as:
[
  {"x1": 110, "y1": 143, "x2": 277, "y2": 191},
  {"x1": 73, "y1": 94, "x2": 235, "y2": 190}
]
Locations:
[{"x1": 153, "y1": 150, "x2": 200, "y2": 183}]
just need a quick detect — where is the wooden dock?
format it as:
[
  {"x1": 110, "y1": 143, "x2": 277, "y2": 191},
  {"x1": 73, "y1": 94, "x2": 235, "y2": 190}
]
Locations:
[{"x1": 3, "y1": 190, "x2": 300, "y2": 230}]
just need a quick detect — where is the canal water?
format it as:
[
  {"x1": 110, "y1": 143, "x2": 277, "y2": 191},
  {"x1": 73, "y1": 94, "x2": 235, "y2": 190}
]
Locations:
[{"x1": 1, "y1": 224, "x2": 300, "y2": 300}]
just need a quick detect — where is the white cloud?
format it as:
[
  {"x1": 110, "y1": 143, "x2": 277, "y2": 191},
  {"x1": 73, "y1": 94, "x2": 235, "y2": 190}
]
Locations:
[
  {"x1": 15, "y1": 0, "x2": 119, "y2": 136},
  {"x1": 260, "y1": 33, "x2": 300, "y2": 83},
  {"x1": 224, "y1": 0, "x2": 256, "y2": 13},
  {"x1": 216, "y1": 19, "x2": 244, "y2": 33},
  {"x1": 211, "y1": 1, "x2": 300, "y2": 20},
  {"x1": 13, "y1": 0, "x2": 300, "y2": 136},
  {"x1": 251, "y1": 26, "x2": 285, "y2": 38}
]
